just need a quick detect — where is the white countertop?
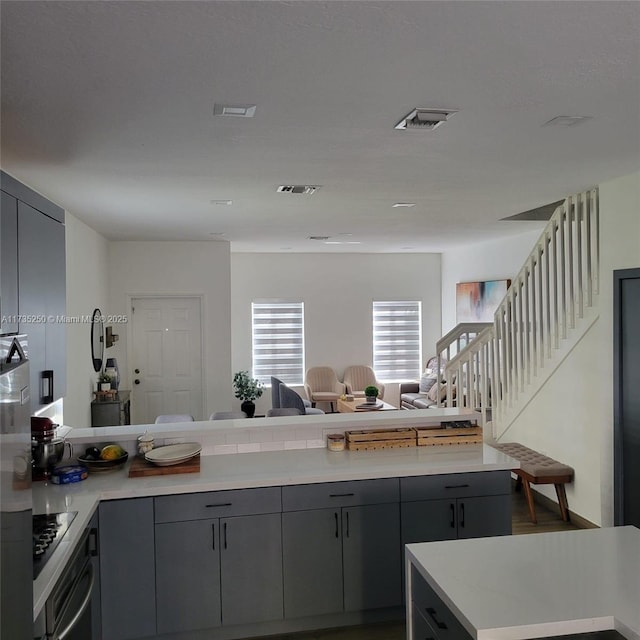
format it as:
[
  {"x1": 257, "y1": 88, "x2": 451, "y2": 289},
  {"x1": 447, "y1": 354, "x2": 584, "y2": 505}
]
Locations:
[
  {"x1": 33, "y1": 442, "x2": 516, "y2": 620},
  {"x1": 407, "y1": 526, "x2": 640, "y2": 640}
]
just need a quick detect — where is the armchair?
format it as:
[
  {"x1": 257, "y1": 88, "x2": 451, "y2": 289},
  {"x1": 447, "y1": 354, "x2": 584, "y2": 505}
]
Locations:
[
  {"x1": 304, "y1": 366, "x2": 345, "y2": 412},
  {"x1": 343, "y1": 365, "x2": 385, "y2": 400}
]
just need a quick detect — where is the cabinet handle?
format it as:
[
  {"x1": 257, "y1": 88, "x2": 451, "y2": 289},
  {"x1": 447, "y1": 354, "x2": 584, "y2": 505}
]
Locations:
[
  {"x1": 224, "y1": 522, "x2": 228, "y2": 549},
  {"x1": 206, "y1": 502, "x2": 232, "y2": 508},
  {"x1": 444, "y1": 484, "x2": 470, "y2": 489},
  {"x1": 41, "y1": 370, "x2": 54, "y2": 404},
  {"x1": 425, "y1": 607, "x2": 447, "y2": 630},
  {"x1": 329, "y1": 492, "x2": 355, "y2": 498},
  {"x1": 450, "y1": 503, "x2": 455, "y2": 528},
  {"x1": 334, "y1": 512, "x2": 339, "y2": 538},
  {"x1": 460, "y1": 502, "x2": 465, "y2": 528},
  {"x1": 89, "y1": 527, "x2": 99, "y2": 557},
  {"x1": 212, "y1": 523, "x2": 215, "y2": 550},
  {"x1": 345, "y1": 511, "x2": 350, "y2": 538}
]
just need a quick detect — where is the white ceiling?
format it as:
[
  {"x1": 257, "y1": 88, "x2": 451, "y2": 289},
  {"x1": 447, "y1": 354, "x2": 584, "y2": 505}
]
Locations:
[{"x1": 2, "y1": 1, "x2": 639, "y2": 253}]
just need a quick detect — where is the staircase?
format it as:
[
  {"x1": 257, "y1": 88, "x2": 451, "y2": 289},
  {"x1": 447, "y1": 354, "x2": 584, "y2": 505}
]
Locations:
[{"x1": 437, "y1": 188, "x2": 600, "y2": 440}]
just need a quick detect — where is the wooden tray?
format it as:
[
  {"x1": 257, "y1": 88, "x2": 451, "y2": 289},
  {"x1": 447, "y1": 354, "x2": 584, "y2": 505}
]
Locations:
[
  {"x1": 345, "y1": 428, "x2": 416, "y2": 451},
  {"x1": 416, "y1": 426, "x2": 483, "y2": 447},
  {"x1": 128, "y1": 454, "x2": 201, "y2": 477}
]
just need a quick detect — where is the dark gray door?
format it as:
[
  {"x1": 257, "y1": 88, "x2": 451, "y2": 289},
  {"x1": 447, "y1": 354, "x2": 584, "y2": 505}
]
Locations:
[
  {"x1": 456, "y1": 495, "x2": 511, "y2": 539},
  {"x1": 99, "y1": 499, "x2": 156, "y2": 640},
  {"x1": 155, "y1": 519, "x2": 221, "y2": 635},
  {"x1": 401, "y1": 499, "x2": 458, "y2": 545},
  {"x1": 615, "y1": 269, "x2": 640, "y2": 527},
  {"x1": 283, "y1": 509, "x2": 343, "y2": 618},
  {"x1": 342, "y1": 503, "x2": 401, "y2": 612},
  {"x1": 17, "y1": 201, "x2": 66, "y2": 408},
  {"x1": 0, "y1": 190, "x2": 19, "y2": 334},
  {"x1": 221, "y1": 513, "x2": 283, "y2": 625}
]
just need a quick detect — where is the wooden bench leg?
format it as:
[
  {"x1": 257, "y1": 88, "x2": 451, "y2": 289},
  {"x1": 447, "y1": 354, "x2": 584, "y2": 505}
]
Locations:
[
  {"x1": 515, "y1": 475, "x2": 523, "y2": 492},
  {"x1": 522, "y1": 478, "x2": 537, "y2": 524},
  {"x1": 555, "y1": 483, "x2": 570, "y2": 522}
]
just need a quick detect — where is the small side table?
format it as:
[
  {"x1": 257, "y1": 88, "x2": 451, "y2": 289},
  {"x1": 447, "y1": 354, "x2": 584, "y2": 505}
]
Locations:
[{"x1": 91, "y1": 390, "x2": 131, "y2": 427}]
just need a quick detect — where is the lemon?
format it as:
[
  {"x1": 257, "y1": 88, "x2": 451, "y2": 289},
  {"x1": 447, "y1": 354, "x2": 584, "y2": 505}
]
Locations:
[{"x1": 100, "y1": 444, "x2": 125, "y2": 460}]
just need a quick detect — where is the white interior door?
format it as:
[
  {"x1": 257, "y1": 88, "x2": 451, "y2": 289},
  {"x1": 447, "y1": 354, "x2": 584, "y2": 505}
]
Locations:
[{"x1": 131, "y1": 297, "x2": 203, "y2": 424}]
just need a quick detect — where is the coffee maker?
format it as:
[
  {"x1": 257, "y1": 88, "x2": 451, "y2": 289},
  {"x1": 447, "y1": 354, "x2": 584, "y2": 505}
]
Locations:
[{"x1": 31, "y1": 417, "x2": 70, "y2": 480}]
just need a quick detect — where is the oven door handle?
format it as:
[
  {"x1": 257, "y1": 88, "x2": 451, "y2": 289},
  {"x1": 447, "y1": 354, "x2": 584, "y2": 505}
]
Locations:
[{"x1": 56, "y1": 562, "x2": 95, "y2": 640}]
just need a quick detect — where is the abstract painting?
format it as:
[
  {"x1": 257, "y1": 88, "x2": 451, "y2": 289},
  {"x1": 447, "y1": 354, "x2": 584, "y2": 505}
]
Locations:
[{"x1": 456, "y1": 279, "x2": 511, "y2": 323}]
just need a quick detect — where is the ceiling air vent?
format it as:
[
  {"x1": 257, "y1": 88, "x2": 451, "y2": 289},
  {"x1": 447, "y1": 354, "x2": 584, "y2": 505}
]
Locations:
[
  {"x1": 277, "y1": 185, "x2": 321, "y2": 195},
  {"x1": 394, "y1": 108, "x2": 457, "y2": 131},
  {"x1": 308, "y1": 235, "x2": 330, "y2": 241}
]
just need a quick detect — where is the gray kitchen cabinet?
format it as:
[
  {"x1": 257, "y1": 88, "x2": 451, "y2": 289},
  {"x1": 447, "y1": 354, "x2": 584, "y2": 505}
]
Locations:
[
  {"x1": 401, "y1": 472, "x2": 511, "y2": 545},
  {"x1": 154, "y1": 488, "x2": 284, "y2": 635},
  {"x1": 282, "y1": 479, "x2": 402, "y2": 618},
  {"x1": 99, "y1": 498, "x2": 156, "y2": 640},
  {"x1": 282, "y1": 508, "x2": 344, "y2": 618},
  {"x1": 0, "y1": 190, "x2": 19, "y2": 334},
  {"x1": 17, "y1": 200, "x2": 66, "y2": 409},
  {"x1": 342, "y1": 503, "x2": 402, "y2": 611},
  {"x1": 155, "y1": 519, "x2": 221, "y2": 635}
]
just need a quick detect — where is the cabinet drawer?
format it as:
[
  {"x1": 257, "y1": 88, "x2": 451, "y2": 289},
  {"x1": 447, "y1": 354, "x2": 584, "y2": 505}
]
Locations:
[
  {"x1": 411, "y1": 567, "x2": 472, "y2": 640},
  {"x1": 401, "y1": 471, "x2": 509, "y2": 502},
  {"x1": 282, "y1": 478, "x2": 399, "y2": 511},
  {"x1": 155, "y1": 487, "x2": 281, "y2": 523}
]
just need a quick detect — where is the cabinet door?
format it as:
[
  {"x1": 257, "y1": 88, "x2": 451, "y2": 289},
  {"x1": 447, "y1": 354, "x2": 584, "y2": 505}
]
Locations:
[
  {"x1": 342, "y1": 503, "x2": 401, "y2": 612},
  {"x1": 99, "y1": 499, "x2": 156, "y2": 640},
  {"x1": 283, "y1": 509, "x2": 343, "y2": 618},
  {"x1": 220, "y1": 513, "x2": 283, "y2": 626},
  {"x1": 17, "y1": 201, "x2": 66, "y2": 408},
  {"x1": 401, "y1": 499, "x2": 458, "y2": 545},
  {"x1": 0, "y1": 191, "x2": 19, "y2": 334},
  {"x1": 155, "y1": 519, "x2": 221, "y2": 635},
  {"x1": 456, "y1": 495, "x2": 511, "y2": 539}
]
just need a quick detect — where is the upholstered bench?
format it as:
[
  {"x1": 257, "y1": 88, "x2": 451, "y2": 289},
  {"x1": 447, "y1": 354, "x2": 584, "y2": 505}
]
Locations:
[{"x1": 492, "y1": 442, "x2": 574, "y2": 524}]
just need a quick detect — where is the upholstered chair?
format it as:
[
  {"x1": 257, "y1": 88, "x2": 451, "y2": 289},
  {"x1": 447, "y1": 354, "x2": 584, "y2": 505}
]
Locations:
[
  {"x1": 342, "y1": 365, "x2": 385, "y2": 400},
  {"x1": 210, "y1": 411, "x2": 247, "y2": 420},
  {"x1": 271, "y1": 376, "x2": 312, "y2": 409},
  {"x1": 154, "y1": 414, "x2": 195, "y2": 423},
  {"x1": 303, "y1": 367, "x2": 345, "y2": 412},
  {"x1": 279, "y1": 384, "x2": 325, "y2": 415},
  {"x1": 266, "y1": 408, "x2": 302, "y2": 417}
]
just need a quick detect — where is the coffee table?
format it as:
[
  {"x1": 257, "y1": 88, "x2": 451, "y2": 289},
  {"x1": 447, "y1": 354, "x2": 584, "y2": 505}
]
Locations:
[{"x1": 337, "y1": 397, "x2": 397, "y2": 413}]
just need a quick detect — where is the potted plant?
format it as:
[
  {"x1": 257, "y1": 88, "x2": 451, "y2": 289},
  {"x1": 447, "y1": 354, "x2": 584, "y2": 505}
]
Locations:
[
  {"x1": 98, "y1": 372, "x2": 112, "y2": 392},
  {"x1": 364, "y1": 385, "x2": 379, "y2": 404},
  {"x1": 232, "y1": 370, "x2": 264, "y2": 418}
]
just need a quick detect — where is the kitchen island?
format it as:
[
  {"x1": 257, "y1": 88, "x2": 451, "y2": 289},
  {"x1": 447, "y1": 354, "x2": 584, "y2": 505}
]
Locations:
[{"x1": 406, "y1": 526, "x2": 640, "y2": 640}]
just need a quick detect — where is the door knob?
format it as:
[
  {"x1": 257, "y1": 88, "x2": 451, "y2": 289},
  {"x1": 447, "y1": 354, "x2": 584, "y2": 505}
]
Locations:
[
  {"x1": 134, "y1": 379, "x2": 140, "y2": 385},
  {"x1": 134, "y1": 368, "x2": 140, "y2": 374}
]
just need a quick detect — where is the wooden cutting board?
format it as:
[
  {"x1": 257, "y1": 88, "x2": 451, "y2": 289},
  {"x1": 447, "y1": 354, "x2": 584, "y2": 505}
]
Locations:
[{"x1": 128, "y1": 454, "x2": 200, "y2": 477}]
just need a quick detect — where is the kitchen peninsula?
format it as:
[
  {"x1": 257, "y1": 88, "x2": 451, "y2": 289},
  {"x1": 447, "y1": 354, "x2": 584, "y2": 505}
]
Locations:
[
  {"x1": 406, "y1": 526, "x2": 640, "y2": 640},
  {"x1": 34, "y1": 409, "x2": 518, "y2": 640}
]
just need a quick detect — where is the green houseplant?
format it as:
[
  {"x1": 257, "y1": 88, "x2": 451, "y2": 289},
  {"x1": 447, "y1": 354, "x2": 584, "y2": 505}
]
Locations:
[
  {"x1": 364, "y1": 385, "x2": 379, "y2": 404},
  {"x1": 98, "y1": 372, "x2": 112, "y2": 392},
  {"x1": 232, "y1": 370, "x2": 264, "y2": 418}
]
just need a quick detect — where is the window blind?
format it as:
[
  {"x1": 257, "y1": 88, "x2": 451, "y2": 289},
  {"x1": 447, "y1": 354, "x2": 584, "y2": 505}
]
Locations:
[
  {"x1": 252, "y1": 301, "x2": 305, "y2": 385},
  {"x1": 373, "y1": 300, "x2": 422, "y2": 382}
]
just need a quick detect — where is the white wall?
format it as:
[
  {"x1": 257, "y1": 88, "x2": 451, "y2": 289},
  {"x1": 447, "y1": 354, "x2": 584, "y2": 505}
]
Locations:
[
  {"x1": 64, "y1": 213, "x2": 109, "y2": 427},
  {"x1": 107, "y1": 241, "x2": 232, "y2": 422},
  {"x1": 231, "y1": 253, "x2": 442, "y2": 413},
  {"x1": 503, "y1": 171, "x2": 640, "y2": 526},
  {"x1": 441, "y1": 228, "x2": 543, "y2": 333}
]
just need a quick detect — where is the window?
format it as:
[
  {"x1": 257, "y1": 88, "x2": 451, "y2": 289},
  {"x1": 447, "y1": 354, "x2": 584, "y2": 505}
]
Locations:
[
  {"x1": 373, "y1": 300, "x2": 422, "y2": 382},
  {"x1": 252, "y1": 301, "x2": 305, "y2": 385}
]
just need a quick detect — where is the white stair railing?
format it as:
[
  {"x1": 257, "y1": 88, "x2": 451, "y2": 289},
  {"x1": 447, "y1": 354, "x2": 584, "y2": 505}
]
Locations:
[{"x1": 440, "y1": 188, "x2": 599, "y2": 438}]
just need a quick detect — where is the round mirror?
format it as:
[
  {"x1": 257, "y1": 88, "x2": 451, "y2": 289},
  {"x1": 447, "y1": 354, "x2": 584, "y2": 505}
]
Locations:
[{"x1": 91, "y1": 308, "x2": 104, "y2": 372}]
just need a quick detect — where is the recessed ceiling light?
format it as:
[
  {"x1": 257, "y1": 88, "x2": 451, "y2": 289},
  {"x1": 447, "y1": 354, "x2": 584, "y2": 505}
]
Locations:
[
  {"x1": 324, "y1": 240, "x2": 362, "y2": 245},
  {"x1": 213, "y1": 104, "x2": 256, "y2": 118},
  {"x1": 395, "y1": 108, "x2": 457, "y2": 131},
  {"x1": 209, "y1": 232, "x2": 226, "y2": 236},
  {"x1": 324, "y1": 241, "x2": 341, "y2": 245},
  {"x1": 210, "y1": 200, "x2": 233, "y2": 206},
  {"x1": 392, "y1": 203, "x2": 416, "y2": 208},
  {"x1": 543, "y1": 115, "x2": 592, "y2": 127}
]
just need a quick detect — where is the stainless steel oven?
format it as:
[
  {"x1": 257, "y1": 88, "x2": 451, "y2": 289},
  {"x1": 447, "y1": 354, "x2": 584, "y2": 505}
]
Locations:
[{"x1": 39, "y1": 527, "x2": 97, "y2": 640}]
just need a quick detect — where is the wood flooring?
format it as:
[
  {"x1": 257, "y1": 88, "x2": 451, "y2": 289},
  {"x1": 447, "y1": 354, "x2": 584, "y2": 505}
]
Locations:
[{"x1": 263, "y1": 489, "x2": 588, "y2": 640}]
